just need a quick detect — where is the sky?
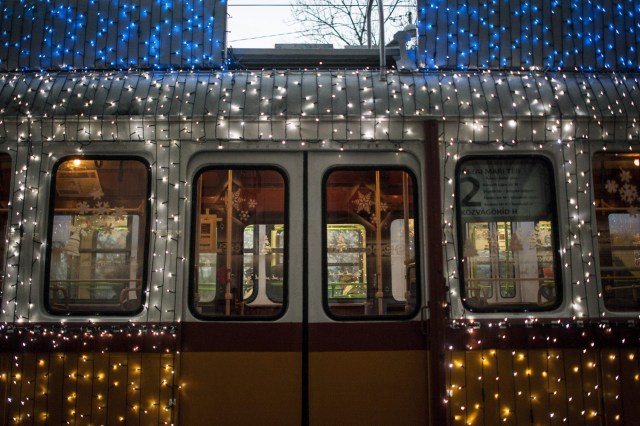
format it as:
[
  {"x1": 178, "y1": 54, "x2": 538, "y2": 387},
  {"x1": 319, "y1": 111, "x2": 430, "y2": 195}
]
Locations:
[
  {"x1": 226, "y1": 1, "x2": 303, "y2": 48},
  {"x1": 226, "y1": 0, "x2": 417, "y2": 49}
]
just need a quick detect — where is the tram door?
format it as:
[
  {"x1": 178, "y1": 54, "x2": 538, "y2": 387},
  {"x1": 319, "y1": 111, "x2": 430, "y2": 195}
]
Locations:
[
  {"x1": 179, "y1": 151, "x2": 428, "y2": 425},
  {"x1": 305, "y1": 151, "x2": 429, "y2": 425}
]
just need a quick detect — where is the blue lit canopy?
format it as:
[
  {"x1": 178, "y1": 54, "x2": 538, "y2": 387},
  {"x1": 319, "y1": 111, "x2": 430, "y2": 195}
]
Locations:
[
  {"x1": 0, "y1": 0, "x2": 226, "y2": 71},
  {"x1": 418, "y1": 0, "x2": 640, "y2": 71},
  {"x1": 0, "y1": 0, "x2": 639, "y2": 72}
]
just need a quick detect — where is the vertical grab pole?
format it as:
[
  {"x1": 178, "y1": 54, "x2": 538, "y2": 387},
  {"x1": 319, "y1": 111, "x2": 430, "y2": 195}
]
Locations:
[
  {"x1": 225, "y1": 169, "x2": 233, "y2": 316},
  {"x1": 402, "y1": 172, "x2": 412, "y2": 303},
  {"x1": 375, "y1": 170, "x2": 384, "y2": 315}
]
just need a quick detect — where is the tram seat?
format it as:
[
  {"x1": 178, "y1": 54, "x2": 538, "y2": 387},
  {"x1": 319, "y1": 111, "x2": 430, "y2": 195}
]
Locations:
[
  {"x1": 50, "y1": 285, "x2": 69, "y2": 310},
  {"x1": 120, "y1": 284, "x2": 142, "y2": 310},
  {"x1": 466, "y1": 286, "x2": 489, "y2": 306}
]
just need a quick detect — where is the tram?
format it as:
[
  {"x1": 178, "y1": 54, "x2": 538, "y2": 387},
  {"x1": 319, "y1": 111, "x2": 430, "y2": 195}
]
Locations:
[
  {"x1": 0, "y1": 68, "x2": 639, "y2": 426},
  {"x1": 1, "y1": 0, "x2": 640, "y2": 425}
]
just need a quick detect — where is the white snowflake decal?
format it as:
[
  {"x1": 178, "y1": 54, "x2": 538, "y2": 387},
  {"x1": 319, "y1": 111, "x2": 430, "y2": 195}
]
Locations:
[
  {"x1": 232, "y1": 190, "x2": 244, "y2": 211},
  {"x1": 619, "y1": 183, "x2": 638, "y2": 204},
  {"x1": 94, "y1": 201, "x2": 110, "y2": 216},
  {"x1": 352, "y1": 191, "x2": 373, "y2": 214},
  {"x1": 620, "y1": 169, "x2": 633, "y2": 183},
  {"x1": 239, "y1": 211, "x2": 250, "y2": 221},
  {"x1": 112, "y1": 206, "x2": 127, "y2": 220},
  {"x1": 605, "y1": 179, "x2": 619, "y2": 194},
  {"x1": 91, "y1": 188, "x2": 104, "y2": 200},
  {"x1": 247, "y1": 198, "x2": 258, "y2": 209},
  {"x1": 76, "y1": 201, "x2": 91, "y2": 215},
  {"x1": 380, "y1": 201, "x2": 388, "y2": 212}
]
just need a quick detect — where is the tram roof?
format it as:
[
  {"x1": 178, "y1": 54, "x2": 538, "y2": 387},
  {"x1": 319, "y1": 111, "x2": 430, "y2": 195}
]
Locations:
[{"x1": 0, "y1": 70, "x2": 638, "y2": 143}]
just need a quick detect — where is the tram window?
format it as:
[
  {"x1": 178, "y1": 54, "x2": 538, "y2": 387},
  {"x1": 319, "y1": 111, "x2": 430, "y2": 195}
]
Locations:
[
  {"x1": 191, "y1": 168, "x2": 286, "y2": 318},
  {"x1": 593, "y1": 152, "x2": 640, "y2": 312},
  {"x1": 0, "y1": 154, "x2": 10, "y2": 286},
  {"x1": 457, "y1": 157, "x2": 561, "y2": 311},
  {"x1": 324, "y1": 169, "x2": 419, "y2": 318},
  {"x1": 45, "y1": 158, "x2": 150, "y2": 314}
]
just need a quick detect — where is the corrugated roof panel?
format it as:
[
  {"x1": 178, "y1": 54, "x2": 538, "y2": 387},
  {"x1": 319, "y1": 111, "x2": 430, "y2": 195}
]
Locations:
[{"x1": 0, "y1": 70, "x2": 637, "y2": 143}]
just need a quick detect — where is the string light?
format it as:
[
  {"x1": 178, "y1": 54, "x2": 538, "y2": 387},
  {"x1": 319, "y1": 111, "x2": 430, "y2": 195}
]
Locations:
[{"x1": 0, "y1": 0, "x2": 639, "y2": 423}]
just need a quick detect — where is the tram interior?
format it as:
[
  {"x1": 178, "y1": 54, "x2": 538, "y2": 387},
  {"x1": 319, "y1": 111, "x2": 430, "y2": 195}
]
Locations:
[
  {"x1": 192, "y1": 168, "x2": 418, "y2": 317},
  {"x1": 593, "y1": 153, "x2": 640, "y2": 311},
  {"x1": 47, "y1": 159, "x2": 148, "y2": 313}
]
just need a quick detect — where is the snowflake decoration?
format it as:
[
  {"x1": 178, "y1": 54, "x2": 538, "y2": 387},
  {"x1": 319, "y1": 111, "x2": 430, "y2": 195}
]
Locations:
[
  {"x1": 94, "y1": 201, "x2": 111, "y2": 216},
  {"x1": 102, "y1": 222, "x2": 114, "y2": 235},
  {"x1": 605, "y1": 179, "x2": 619, "y2": 194},
  {"x1": 380, "y1": 201, "x2": 388, "y2": 212},
  {"x1": 112, "y1": 206, "x2": 127, "y2": 220},
  {"x1": 619, "y1": 183, "x2": 638, "y2": 204},
  {"x1": 76, "y1": 201, "x2": 91, "y2": 215},
  {"x1": 91, "y1": 188, "x2": 104, "y2": 200},
  {"x1": 620, "y1": 169, "x2": 633, "y2": 183},
  {"x1": 232, "y1": 190, "x2": 244, "y2": 211},
  {"x1": 239, "y1": 211, "x2": 250, "y2": 222},
  {"x1": 352, "y1": 191, "x2": 373, "y2": 214},
  {"x1": 247, "y1": 198, "x2": 257, "y2": 209}
]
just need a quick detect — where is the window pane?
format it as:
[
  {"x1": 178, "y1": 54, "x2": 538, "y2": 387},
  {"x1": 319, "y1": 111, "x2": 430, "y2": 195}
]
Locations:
[
  {"x1": 593, "y1": 153, "x2": 640, "y2": 311},
  {"x1": 324, "y1": 169, "x2": 418, "y2": 318},
  {"x1": 457, "y1": 157, "x2": 560, "y2": 311},
  {"x1": 46, "y1": 158, "x2": 149, "y2": 314},
  {"x1": 192, "y1": 169, "x2": 286, "y2": 318}
]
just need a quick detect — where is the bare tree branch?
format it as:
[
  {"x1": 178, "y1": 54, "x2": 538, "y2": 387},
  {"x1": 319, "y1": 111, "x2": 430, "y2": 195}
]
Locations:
[{"x1": 291, "y1": 0, "x2": 415, "y2": 47}]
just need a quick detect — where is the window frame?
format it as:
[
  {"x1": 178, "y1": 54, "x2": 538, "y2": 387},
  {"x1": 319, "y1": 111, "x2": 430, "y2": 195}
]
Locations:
[
  {"x1": 188, "y1": 165, "x2": 289, "y2": 321},
  {"x1": 455, "y1": 155, "x2": 563, "y2": 313},
  {"x1": 321, "y1": 165, "x2": 422, "y2": 321},
  {"x1": 44, "y1": 155, "x2": 151, "y2": 316}
]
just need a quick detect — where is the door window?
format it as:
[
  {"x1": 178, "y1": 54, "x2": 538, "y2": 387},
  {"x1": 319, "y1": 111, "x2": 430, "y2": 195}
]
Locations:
[
  {"x1": 323, "y1": 168, "x2": 419, "y2": 318},
  {"x1": 191, "y1": 168, "x2": 286, "y2": 318}
]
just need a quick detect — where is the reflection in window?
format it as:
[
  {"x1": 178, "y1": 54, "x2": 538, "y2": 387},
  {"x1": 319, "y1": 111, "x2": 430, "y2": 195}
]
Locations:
[
  {"x1": 324, "y1": 169, "x2": 418, "y2": 317},
  {"x1": 46, "y1": 158, "x2": 149, "y2": 314},
  {"x1": 457, "y1": 157, "x2": 560, "y2": 311},
  {"x1": 593, "y1": 153, "x2": 640, "y2": 311},
  {"x1": 327, "y1": 224, "x2": 367, "y2": 300},
  {"x1": 242, "y1": 224, "x2": 284, "y2": 303},
  {"x1": 192, "y1": 169, "x2": 286, "y2": 318}
]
